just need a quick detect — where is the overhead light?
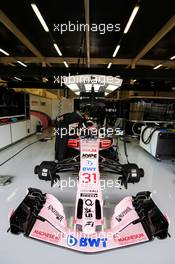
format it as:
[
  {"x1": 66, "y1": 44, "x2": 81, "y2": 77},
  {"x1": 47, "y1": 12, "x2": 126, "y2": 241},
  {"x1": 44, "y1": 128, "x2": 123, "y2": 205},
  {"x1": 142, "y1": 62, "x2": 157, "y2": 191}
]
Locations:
[
  {"x1": 43, "y1": 77, "x2": 48, "y2": 82},
  {"x1": 105, "y1": 92, "x2": 109, "y2": 96},
  {"x1": 153, "y1": 64, "x2": 162, "y2": 70},
  {"x1": 31, "y1": 3, "x2": 49, "y2": 32},
  {"x1": 75, "y1": 91, "x2": 80, "y2": 95},
  {"x1": 67, "y1": 84, "x2": 79, "y2": 91},
  {"x1": 85, "y1": 84, "x2": 92, "y2": 91},
  {"x1": 107, "y1": 62, "x2": 112, "y2": 69},
  {"x1": 124, "y1": 5, "x2": 140, "y2": 34},
  {"x1": 53, "y1": 43, "x2": 62, "y2": 56},
  {"x1": 112, "y1": 45, "x2": 120, "y2": 57},
  {"x1": 0, "y1": 48, "x2": 10, "y2": 56},
  {"x1": 93, "y1": 84, "x2": 100, "y2": 92},
  {"x1": 14, "y1": 77, "x2": 22, "y2": 81},
  {"x1": 170, "y1": 55, "x2": 175, "y2": 60},
  {"x1": 17, "y1": 60, "x2": 27, "y2": 67},
  {"x1": 64, "y1": 61, "x2": 69, "y2": 68},
  {"x1": 106, "y1": 85, "x2": 118, "y2": 91}
]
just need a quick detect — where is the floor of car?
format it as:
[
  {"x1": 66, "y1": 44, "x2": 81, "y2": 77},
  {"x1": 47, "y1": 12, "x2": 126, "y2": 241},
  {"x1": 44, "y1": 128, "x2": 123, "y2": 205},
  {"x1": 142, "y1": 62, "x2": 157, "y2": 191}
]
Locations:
[{"x1": 0, "y1": 134, "x2": 174, "y2": 264}]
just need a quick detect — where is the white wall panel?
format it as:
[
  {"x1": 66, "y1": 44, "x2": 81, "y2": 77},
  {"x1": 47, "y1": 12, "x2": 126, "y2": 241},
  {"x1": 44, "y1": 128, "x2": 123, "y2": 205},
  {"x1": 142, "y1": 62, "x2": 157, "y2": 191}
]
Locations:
[
  {"x1": 11, "y1": 121, "x2": 27, "y2": 143},
  {"x1": 0, "y1": 124, "x2": 11, "y2": 149}
]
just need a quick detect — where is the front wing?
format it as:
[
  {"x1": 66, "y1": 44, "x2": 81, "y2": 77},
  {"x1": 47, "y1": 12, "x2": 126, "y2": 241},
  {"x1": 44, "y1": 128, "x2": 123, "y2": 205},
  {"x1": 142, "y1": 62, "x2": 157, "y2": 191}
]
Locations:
[{"x1": 9, "y1": 188, "x2": 169, "y2": 253}]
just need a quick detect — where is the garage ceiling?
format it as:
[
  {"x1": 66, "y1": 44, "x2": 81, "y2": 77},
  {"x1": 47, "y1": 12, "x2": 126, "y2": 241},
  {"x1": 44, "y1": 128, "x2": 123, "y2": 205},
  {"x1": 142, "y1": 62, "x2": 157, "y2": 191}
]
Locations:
[{"x1": 0, "y1": 0, "x2": 175, "y2": 87}]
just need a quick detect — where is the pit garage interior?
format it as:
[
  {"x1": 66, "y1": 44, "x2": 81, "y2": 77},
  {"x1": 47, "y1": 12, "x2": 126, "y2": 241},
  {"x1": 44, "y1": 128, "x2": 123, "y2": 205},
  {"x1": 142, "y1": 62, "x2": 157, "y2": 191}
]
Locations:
[{"x1": 0, "y1": 0, "x2": 175, "y2": 262}]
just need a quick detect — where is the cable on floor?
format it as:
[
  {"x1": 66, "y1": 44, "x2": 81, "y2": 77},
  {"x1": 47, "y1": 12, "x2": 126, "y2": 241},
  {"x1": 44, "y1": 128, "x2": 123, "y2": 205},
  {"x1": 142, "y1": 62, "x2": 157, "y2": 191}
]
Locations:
[{"x1": 0, "y1": 139, "x2": 41, "y2": 167}]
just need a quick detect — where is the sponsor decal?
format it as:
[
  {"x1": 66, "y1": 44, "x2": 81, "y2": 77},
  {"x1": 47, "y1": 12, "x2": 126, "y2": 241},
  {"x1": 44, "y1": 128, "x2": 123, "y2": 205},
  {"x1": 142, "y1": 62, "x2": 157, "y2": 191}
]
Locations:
[
  {"x1": 82, "y1": 148, "x2": 97, "y2": 153},
  {"x1": 67, "y1": 235, "x2": 107, "y2": 248},
  {"x1": 82, "y1": 167, "x2": 96, "y2": 172},
  {"x1": 131, "y1": 169, "x2": 137, "y2": 177},
  {"x1": 85, "y1": 160, "x2": 93, "y2": 166},
  {"x1": 42, "y1": 168, "x2": 48, "y2": 177},
  {"x1": 81, "y1": 189, "x2": 97, "y2": 193},
  {"x1": 85, "y1": 199, "x2": 93, "y2": 206},
  {"x1": 33, "y1": 230, "x2": 60, "y2": 241},
  {"x1": 48, "y1": 204, "x2": 64, "y2": 222},
  {"x1": 84, "y1": 207, "x2": 94, "y2": 218},
  {"x1": 115, "y1": 207, "x2": 132, "y2": 222},
  {"x1": 82, "y1": 153, "x2": 97, "y2": 159},
  {"x1": 80, "y1": 193, "x2": 98, "y2": 198},
  {"x1": 118, "y1": 233, "x2": 145, "y2": 243},
  {"x1": 85, "y1": 221, "x2": 94, "y2": 227}
]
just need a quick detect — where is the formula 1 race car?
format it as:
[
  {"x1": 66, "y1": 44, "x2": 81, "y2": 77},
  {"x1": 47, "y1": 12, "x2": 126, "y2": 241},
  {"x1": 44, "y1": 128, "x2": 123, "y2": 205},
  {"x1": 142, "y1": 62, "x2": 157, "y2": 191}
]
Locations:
[
  {"x1": 34, "y1": 135, "x2": 144, "y2": 189},
  {"x1": 9, "y1": 138, "x2": 169, "y2": 253}
]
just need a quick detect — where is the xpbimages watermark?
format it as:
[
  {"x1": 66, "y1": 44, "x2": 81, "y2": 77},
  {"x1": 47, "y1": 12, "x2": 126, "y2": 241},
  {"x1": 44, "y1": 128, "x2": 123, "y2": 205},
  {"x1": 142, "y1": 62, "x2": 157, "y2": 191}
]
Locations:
[
  {"x1": 53, "y1": 127, "x2": 123, "y2": 139},
  {"x1": 53, "y1": 177, "x2": 122, "y2": 191},
  {"x1": 53, "y1": 74, "x2": 121, "y2": 86},
  {"x1": 53, "y1": 21, "x2": 121, "y2": 35}
]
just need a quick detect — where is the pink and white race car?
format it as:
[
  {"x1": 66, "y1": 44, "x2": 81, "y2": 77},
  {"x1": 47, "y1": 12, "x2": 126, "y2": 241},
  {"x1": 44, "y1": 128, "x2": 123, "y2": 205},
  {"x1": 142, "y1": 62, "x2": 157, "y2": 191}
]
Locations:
[
  {"x1": 34, "y1": 135, "x2": 144, "y2": 188},
  {"x1": 9, "y1": 138, "x2": 169, "y2": 253}
]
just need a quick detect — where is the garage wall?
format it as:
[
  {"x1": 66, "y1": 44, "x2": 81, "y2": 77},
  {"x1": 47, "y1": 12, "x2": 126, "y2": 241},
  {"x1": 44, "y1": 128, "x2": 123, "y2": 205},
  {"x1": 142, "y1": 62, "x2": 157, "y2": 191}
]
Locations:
[
  {"x1": 30, "y1": 95, "x2": 74, "y2": 120},
  {"x1": 0, "y1": 95, "x2": 74, "y2": 150},
  {"x1": 51, "y1": 97, "x2": 74, "y2": 120},
  {"x1": 30, "y1": 94, "x2": 52, "y2": 117},
  {"x1": 29, "y1": 94, "x2": 53, "y2": 131},
  {"x1": 0, "y1": 120, "x2": 30, "y2": 150},
  {"x1": 0, "y1": 124, "x2": 11, "y2": 149}
]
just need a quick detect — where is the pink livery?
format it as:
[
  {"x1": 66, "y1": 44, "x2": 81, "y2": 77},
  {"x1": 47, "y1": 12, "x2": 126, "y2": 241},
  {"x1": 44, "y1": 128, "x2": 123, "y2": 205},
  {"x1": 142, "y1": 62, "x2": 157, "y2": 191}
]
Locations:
[{"x1": 9, "y1": 139, "x2": 169, "y2": 253}]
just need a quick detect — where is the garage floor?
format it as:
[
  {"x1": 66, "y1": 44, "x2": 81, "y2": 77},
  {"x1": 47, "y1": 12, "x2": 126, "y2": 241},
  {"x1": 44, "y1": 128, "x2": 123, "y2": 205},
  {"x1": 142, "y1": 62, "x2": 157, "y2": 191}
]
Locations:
[{"x1": 0, "y1": 135, "x2": 175, "y2": 264}]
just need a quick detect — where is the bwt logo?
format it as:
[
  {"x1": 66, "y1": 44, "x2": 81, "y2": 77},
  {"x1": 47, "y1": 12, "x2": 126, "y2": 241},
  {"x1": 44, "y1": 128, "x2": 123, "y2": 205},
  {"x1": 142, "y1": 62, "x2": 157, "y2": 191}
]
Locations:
[
  {"x1": 67, "y1": 235, "x2": 107, "y2": 248},
  {"x1": 82, "y1": 167, "x2": 96, "y2": 172}
]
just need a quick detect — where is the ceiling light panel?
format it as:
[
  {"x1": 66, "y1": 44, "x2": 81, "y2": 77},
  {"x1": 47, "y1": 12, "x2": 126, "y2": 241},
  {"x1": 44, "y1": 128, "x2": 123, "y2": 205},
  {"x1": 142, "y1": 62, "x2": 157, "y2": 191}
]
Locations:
[
  {"x1": 67, "y1": 84, "x2": 79, "y2": 91},
  {"x1": 31, "y1": 4, "x2": 49, "y2": 32},
  {"x1": 124, "y1": 5, "x2": 140, "y2": 34}
]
